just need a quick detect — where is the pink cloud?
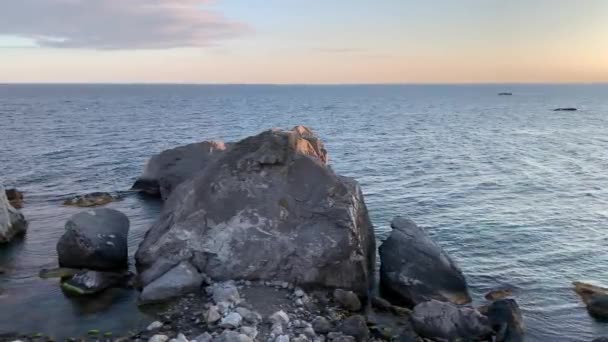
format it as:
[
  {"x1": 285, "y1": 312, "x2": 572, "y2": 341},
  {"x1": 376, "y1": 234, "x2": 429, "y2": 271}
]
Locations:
[{"x1": 0, "y1": 0, "x2": 249, "y2": 49}]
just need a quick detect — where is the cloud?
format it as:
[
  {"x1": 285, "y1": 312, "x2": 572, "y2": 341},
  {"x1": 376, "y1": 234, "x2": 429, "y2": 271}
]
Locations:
[
  {"x1": 0, "y1": 0, "x2": 248, "y2": 49},
  {"x1": 314, "y1": 48, "x2": 369, "y2": 53}
]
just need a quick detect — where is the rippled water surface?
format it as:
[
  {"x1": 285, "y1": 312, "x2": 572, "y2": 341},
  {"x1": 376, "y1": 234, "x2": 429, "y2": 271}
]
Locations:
[{"x1": 1, "y1": 84, "x2": 608, "y2": 340}]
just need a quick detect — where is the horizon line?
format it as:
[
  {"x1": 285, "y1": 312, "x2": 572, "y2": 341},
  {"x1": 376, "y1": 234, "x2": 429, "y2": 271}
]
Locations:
[{"x1": 2, "y1": 81, "x2": 608, "y2": 86}]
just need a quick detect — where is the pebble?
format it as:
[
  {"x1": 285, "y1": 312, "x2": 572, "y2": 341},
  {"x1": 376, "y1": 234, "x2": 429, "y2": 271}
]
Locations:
[
  {"x1": 333, "y1": 289, "x2": 361, "y2": 312},
  {"x1": 147, "y1": 321, "x2": 164, "y2": 331},
  {"x1": 269, "y1": 310, "x2": 290, "y2": 326},
  {"x1": 194, "y1": 332, "x2": 213, "y2": 342},
  {"x1": 240, "y1": 326, "x2": 259, "y2": 339},
  {"x1": 312, "y1": 317, "x2": 332, "y2": 334},
  {"x1": 211, "y1": 282, "x2": 241, "y2": 304},
  {"x1": 205, "y1": 306, "x2": 221, "y2": 324},
  {"x1": 295, "y1": 298, "x2": 304, "y2": 306},
  {"x1": 236, "y1": 307, "x2": 260, "y2": 324},
  {"x1": 295, "y1": 289, "x2": 305, "y2": 298},
  {"x1": 169, "y1": 333, "x2": 189, "y2": 342},
  {"x1": 275, "y1": 335, "x2": 290, "y2": 342},
  {"x1": 149, "y1": 335, "x2": 170, "y2": 342},
  {"x1": 292, "y1": 334, "x2": 309, "y2": 342},
  {"x1": 303, "y1": 327, "x2": 316, "y2": 338},
  {"x1": 217, "y1": 301, "x2": 233, "y2": 315},
  {"x1": 220, "y1": 312, "x2": 243, "y2": 329}
]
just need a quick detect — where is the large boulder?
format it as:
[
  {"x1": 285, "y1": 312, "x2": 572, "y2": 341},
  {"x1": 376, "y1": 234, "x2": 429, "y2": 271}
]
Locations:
[
  {"x1": 131, "y1": 141, "x2": 229, "y2": 199},
  {"x1": 135, "y1": 126, "x2": 375, "y2": 298},
  {"x1": 483, "y1": 299, "x2": 524, "y2": 342},
  {"x1": 411, "y1": 299, "x2": 493, "y2": 341},
  {"x1": 139, "y1": 261, "x2": 203, "y2": 304},
  {"x1": 379, "y1": 217, "x2": 471, "y2": 306},
  {"x1": 0, "y1": 184, "x2": 27, "y2": 243},
  {"x1": 56, "y1": 208, "x2": 129, "y2": 271},
  {"x1": 574, "y1": 281, "x2": 608, "y2": 320}
]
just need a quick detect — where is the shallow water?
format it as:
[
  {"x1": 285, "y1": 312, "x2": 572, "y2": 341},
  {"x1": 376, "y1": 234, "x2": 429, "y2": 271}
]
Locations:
[{"x1": 1, "y1": 84, "x2": 608, "y2": 340}]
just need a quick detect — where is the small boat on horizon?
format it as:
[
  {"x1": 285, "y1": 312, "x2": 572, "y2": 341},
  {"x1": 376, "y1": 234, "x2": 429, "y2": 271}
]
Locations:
[{"x1": 498, "y1": 92, "x2": 513, "y2": 96}]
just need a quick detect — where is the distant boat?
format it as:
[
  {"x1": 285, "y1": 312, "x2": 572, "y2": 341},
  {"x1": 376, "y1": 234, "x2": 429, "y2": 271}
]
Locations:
[
  {"x1": 553, "y1": 107, "x2": 578, "y2": 111},
  {"x1": 498, "y1": 92, "x2": 512, "y2": 96}
]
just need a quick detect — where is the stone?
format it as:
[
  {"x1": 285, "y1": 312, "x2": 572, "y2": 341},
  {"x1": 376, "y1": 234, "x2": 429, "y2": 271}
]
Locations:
[
  {"x1": 332, "y1": 337, "x2": 355, "y2": 342},
  {"x1": 147, "y1": 321, "x2": 164, "y2": 331},
  {"x1": 0, "y1": 184, "x2": 27, "y2": 243},
  {"x1": 139, "y1": 261, "x2": 202, "y2": 304},
  {"x1": 205, "y1": 306, "x2": 222, "y2": 324},
  {"x1": 574, "y1": 281, "x2": 608, "y2": 320},
  {"x1": 485, "y1": 288, "x2": 514, "y2": 301},
  {"x1": 275, "y1": 335, "x2": 290, "y2": 342},
  {"x1": 5, "y1": 188, "x2": 23, "y2": 208},
  {"x1": 217, "y1": 301, "x2": 233, "y2": 315},
  {"x1": 484, "y1": 299, "x2": 524, "y2": 342},
  {"x1": 269, "y1": 310, "x2": 290, "y2": 326},
  {"x1": 220, "y1": 312, "x2": 243, "y2": 329},
  {"x1": 292, "y1": 335, "x2": 309, "y2": 342},
  {"x1": 63, "y1": 192, "x2": 118, "y2": 207},
  {"x1": 135, "y1": 127, "x2": 376, "y2": 297},
  {"x1": 195, "y1": 332, "x2": 213, "y2": 342},
  {"x1": 303, "y1": 327, "x2": 316, "y2": 338},
  {"x1": 239, "y1": 326, "x2": 258, "y2": 339},
  {"x1": 236, "y1": 307, "x2": 260, "y2": 324},
  {"x1": 337, "y1": 316, "x2": 368, "y2": 342},
  {"x1": 326, "y1": 332, "x2": 343, "y2": 340},
  {"x1": 312, "y1": 317, "x2": 332, "y2": 334},
  {"x1": 56, "y1": 208, "x2": 129, "y2": 271},
  {"x1": 295, "y1": 289, "x2": 305, "y2": 297},
  {"x1": 410, "y1": 299, "x2": 493, "y2": 340},
  {"x1": 132, "y1": 141, "x2": 229, "y2": 199},
  {"x1": 370, "y1": 296, "x2": 392, "y2": 312},
  {"x1": 172, "y1": 334, "x2": 189, "y2": 342},
  {"x1": 333, "y1": 289, "x2": 361, "y2": 312},
  {"x1": 149, "y1": 335, "x2": 170, "y2": 342},
  {"x1": 214, "y1": 331, "x2": 252, "y2": 342},
  {"x1": 379, "y1": 217, "x2": 471, "y2": 306},
  {"x1": 60, "y1": 270, "x2": 130, "y2": 295},
  {"x1": 211, "y1": 282, "x2": 241, "y2": 304}
]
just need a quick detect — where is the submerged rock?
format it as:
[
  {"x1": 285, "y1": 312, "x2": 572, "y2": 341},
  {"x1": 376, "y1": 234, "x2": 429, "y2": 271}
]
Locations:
[
  {"x1": 132, "y1": 140, "x2": 229, "y2": 199},
  {"x1": 0, "y1": 184, "x2": 27, "y2": 243},
  {"x1": 485, "y1": 287, "x2": 515, "y2": 301},
  {"x1": 39, "y1": 267, "x2": 81, "y2": 279},
  {"x1": 61, "y1": 270, "x2": 131, "y2": 295},
  {"x1": 56, "y1": 208, "x2": 129, "y2": 271},
  {"x1": 411, "y1": 299, "x2": 492, "y2": 340},
  {"x1": 484, "y1": 299, "x2": 524, "y2": 342},
  {"x1": 63, "y1": 192, "x2": 118, "y2": 207},
  {"x1": 379, "y1": 217, "x2": 470, "y2": 306},
  {"x1": 139, "y1": 261, "x2": 203, "y2": 304},
  {"x1": 136, "y1": 126, "x2": 376, "y2": 297},
  {"x1": 5, "y1": 188, "x2": 23, "y2": 208}
]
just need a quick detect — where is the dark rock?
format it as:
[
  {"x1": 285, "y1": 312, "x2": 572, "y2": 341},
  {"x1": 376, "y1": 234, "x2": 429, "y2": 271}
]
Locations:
[
  {"x1": 5, "y1": 188, "x2": 23, "y2": 208},
  {"x1": 63, "y1": 192, "x2": 118, "y2": 207},
  {"x1": 333, "y1": 289, "x2": 361, "y2": 311},
  {"x1": 484, "y1": 299, "x2": 524, "y2": 342},
  {"x1": 485, "y1": 287, "x2": 514, "y2": 301},
  {"x1": 574, "y1": 281, "x2": 608, "y2": 320},
  {"x1": 379, "y1": 216, "x2": 470, "y2": 306},
  {"x1": 337, "y1": 315, "x2": 368, "y2": 342},
  {"x1": 56, "y1": 208, "x2": 129, "y2": 271},
  {"x1": 411, "y1": 299, "x2": 493, "y2": 341},
  {"x1": 554, "y1": 107, "x2": 578, "y2": 111},
  {"x1": 0, "y1": 184, "x2": 27, "y2": 243},
  {"x1": 139, "y1": 261, "x2": 203, "y2": 304},
  {"x1": 136, "y1": 126, "x2": 376, "y2": 297},
  {"x1": 60, "y1": 270, "x2": 131, "y2": 295},
  {"x1": 371, "y1": 296, "x2": 392, "y2": 312},
  {"x1": 132, "y1": 141, "x2": 229, "y2": 200},
  {"x1": 312, "y1": 316, "x2": 332, "y2": 334}
]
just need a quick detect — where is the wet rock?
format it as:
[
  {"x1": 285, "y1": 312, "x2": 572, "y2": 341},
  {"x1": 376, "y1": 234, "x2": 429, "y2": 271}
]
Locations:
[
  {"x1": 5, "y1": 188, "x2": 23, "y2": 208},
  {"x1": 56, "y1": 208, "x2": 129, "y2": 271},
  {"x1": 63, "y1": 192, "x2": 118, "y2": 207},
  {"x1": 484, "y1": 299, "x2": 524, "y2": 342},
  {"x1": 132, "y1": 141, "x2": 229, "y2": 200},
  {"x1": 574, "y1": 281, "x2": 608, "y2": 320},
  {"x1": 370, "y1": 296, "x2": 392, "y2": 312},
  {"x1": 205, "y1": 306, "x2": 222, "y2": 324},
  {"x1": 337, "y1": 315, "x2": 368, "y2": 342},
  {"x1": 139, "y1": 261, "x2": 203, "y2": 304},
  {"x1": 485, "y1": 287, "x2": 514, "y2": 301},
  {"x1": 149, "y1": 335, "x2": 170, "y2": 342},
  {"x1": 135, "y1": 127, "x2": 376, "y2": 297},
  {"x1": 60, "y1": 270, "x2": 130, "y2": 295},
  {"x1": 0, "y1": 184, "x2": 27, "y2": 243},
  {"x1": 379, "y1": 217, "x2": 471, "y2": 306},
  {"x1": 211, "y1": 281, "x2": 241, "y2": 304},
  {"x1": 411, "y1": 299, "x2": 493, "y2": 340},
  {"x1": 312, "y1": 317, "x2": 332, "y2": 334},
  {"x1": 220, "y1": 312, "x2": 243, "y2": 329},
  {"x1": 333, "y1": 289, "x2": 361, "y2": 312},
  {"x1": 147, "y1": 321, "x2": 164, "y2": 331},
  {"x1": 195, "y1": 332, "x2": 213, "y2": 342}
]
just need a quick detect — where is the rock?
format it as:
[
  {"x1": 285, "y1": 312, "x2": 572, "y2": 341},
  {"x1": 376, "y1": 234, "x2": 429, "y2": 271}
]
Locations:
[
  {"x1": 205, "y1": 306, "x2": 222, "y2": 324},
  {"x1": 337, "y1": 315, "x2": 368, "y2": 342},
  {"x1": 275, "y1": 335, "x2": 290, "y2": 342},
  {"x1": 211, "y1": 281, "x2": 241, "y2": 304},
  {"x1": 171, "y1": 334, "x2": 189, "y2": 342},
  {"x1": 236, "y1": 307, "x2": 260, "y2": 324},
  {"x1": 63, "y1": 192, "x2": 118, "y2": 207},
  {"x1": 574, "y1": 281, "x2": 608, "y2": 320},
  {"x1": 370, "y1": 296, "x2": 392, "y2": 311},
  {"x1": 132, "y1": 141, "x2": 229, "y2": 199},
  {"x1": 147, "y1": 321, "x2": 164, "y2": 331},
  {"x1": 485, "y1": 287, "x2": 514, "y2": 301},
  {"x1": 195, "y1": 332, "x2": 213, "y2": 342},
  {"x1": 312, "y1": 317, "x2": 332, "y2": 334},
  {"x1": 333, "y1": 289, "x2": 361, "y2": 312},
  {"x1": 295, "y1": 289, "x2": 305, "y2": 297},
  {"x1": 217, "y1": 301, "x2": 232, "y2": 315},
  {"x1": 135, "y1": 127, "x2": 376, "y2": 297},
  {"x1": 410, "y1": 299, "x2": 493, "y2": 340},
  {"x1": 60, "y1": 270, "x2": 130, "y2": 295},
  {"x1": 269, "y1": 310, "x2": 290, "y2": 326},
  {"x1": 303, "y1": 327, "x2": 316, "y2": 338},
  {"x1": 484, "y1": 299, "x2": 524, "y2": 342},
  {"x1": 554, "y1": 107, "x2": 578, "y2": 111},
  {"x1": 214, "y1": 331, "x2": 252, "y2": 342},
  {"x1": 327, "y1": 332, "x2": 343, "y2": 340},
  {"x1": 5, "y1": 188, "x2": 23, "y2": 208},
  {"x1": 379, "y1": 217, "x2": 470, "y2": 306},
  {"x1": 139, "y1": 261, "x2": 202, "y2": 304},
  {"x1": 239, "y1": 326, "x2": 258, "y2": 339},
  {"x1": 292, "y1": 335, "x2": 309, "y2": 342},
  {"x1": 220, "y1": 312, "x2": 243, "y2": 329},
  {"x1": 56, "y1": 208, "x2": 129, "y2": 271},
  {"x1": 332, "y1": 337, "x2": 355, "y2": 342},
  {"x1": 0, "y1": 184, "x2": 27, "y2": 243},
  {"x1": 149, "y1": 335, "x2": 170, "y2": 342}
]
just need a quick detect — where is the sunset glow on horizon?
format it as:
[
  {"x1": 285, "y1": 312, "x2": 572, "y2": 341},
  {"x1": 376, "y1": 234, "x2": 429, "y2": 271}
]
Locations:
[{"x1": 1, "y1": 0, "x2": 607, "y2": 84}]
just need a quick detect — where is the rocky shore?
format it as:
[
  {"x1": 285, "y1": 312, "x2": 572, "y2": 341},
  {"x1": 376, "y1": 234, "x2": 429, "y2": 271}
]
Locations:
[{"x1": 1, "y1": 126, "x2": 606, "y2": 342}]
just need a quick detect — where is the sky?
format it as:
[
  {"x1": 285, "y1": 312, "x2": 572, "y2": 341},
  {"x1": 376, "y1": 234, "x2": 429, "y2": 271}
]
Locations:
[{"x1": 0, "y1": 0, "x2": 607, "y2": 84}]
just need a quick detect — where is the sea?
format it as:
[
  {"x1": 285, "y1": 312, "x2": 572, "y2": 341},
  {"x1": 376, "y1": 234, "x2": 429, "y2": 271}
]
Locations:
[{"x1": 1, "y1": 84, "x2": 608, "y2": 341}]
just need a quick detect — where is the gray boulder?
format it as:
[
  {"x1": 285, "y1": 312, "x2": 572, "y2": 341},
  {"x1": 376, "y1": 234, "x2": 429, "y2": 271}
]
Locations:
[
  {"x1": 411, "y1": 299, "x2": 493, "y2": 340},
  {"x1": 0, "y1": 184, "x2": 27, "y2": 243},
  {"x1": 60, "y1": 270, "x2": 131, "y2": 295},
  {"x1": 484, "y1": 299, "x2": 524, "y2": 342},
  {"x1": 132, "y1": 140, "x2": 229, "y2": 199},
  {"x1": 139, "y1": 261, "x2": 203, "y2": 304},
  {"x1": 379, "y1": 217, "x2": 470, "y2": 306},
  {"x1": 135, "y1": 126, "x2": 376, "y2": 297},
  {"x1": 337, "y1": 315, "x2": 368, "y2": 342},
  {"x1": 56, "y1": 208, "x2": 129, "y2": 270}
]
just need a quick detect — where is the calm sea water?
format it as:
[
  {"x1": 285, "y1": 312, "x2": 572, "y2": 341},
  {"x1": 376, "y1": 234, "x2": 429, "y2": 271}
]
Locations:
[{"x1": 1, "y1": 84, "x2": 608, "y2": 340}]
